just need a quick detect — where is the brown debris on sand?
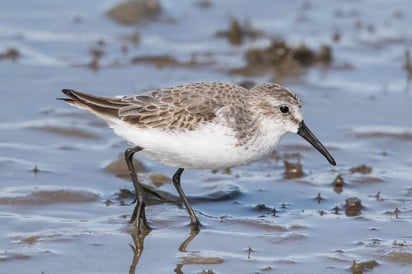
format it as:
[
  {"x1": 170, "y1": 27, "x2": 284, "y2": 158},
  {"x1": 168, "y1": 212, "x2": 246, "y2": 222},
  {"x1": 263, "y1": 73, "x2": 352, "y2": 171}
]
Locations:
[
  {"x1": 107, "y1": 0, "x2": 161, "y2": 25},
  {"x1": 283, "y1": 160, "x2": 305, "y2": 179},
  {"x1": 231, "y1": 38, "x2": 332, "y2": 79},
  {"x1": 131, "y1": 54, "x2": 213, "y2": 69},
  {"x1": 0, "y1": 47, "x2": 20, "y2": 61},
  {"x1": 216, "y1": 18, "x2": 263, "y2": 45}
]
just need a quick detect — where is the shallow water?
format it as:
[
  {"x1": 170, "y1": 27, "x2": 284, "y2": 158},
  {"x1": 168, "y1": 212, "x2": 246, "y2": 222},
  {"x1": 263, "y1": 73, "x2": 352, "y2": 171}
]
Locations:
[{"x1": 1, "y1": 0, "x2": 412, "y2": 273}]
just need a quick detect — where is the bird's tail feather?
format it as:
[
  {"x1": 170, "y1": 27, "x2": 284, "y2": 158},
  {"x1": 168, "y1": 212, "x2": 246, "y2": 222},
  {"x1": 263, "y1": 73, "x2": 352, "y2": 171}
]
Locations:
[{"x1": 59, "y1": 89, "x2": 128, "y2": 118}]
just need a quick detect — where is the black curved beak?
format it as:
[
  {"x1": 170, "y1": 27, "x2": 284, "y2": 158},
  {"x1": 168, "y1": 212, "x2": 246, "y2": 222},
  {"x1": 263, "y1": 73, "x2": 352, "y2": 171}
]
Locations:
[{"x1": 297, "y1": 121, "x2": 336, "y2": 166}]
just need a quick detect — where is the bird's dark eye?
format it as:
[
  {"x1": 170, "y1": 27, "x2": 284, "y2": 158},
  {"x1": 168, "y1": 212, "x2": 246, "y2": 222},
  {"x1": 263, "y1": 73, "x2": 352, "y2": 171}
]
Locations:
[{"x1": 279, "y1": 105, "x2": 289, "y2": 113}]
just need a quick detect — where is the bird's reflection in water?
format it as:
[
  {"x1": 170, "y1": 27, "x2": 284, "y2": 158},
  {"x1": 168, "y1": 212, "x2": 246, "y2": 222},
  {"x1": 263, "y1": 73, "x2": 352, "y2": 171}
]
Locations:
[
  {"x1": 178, "y1": 227, "x2": 199, "y2": 252},
  {"x1": 128, "y1": 227, "x2": 223, "y2": 274},
  {"x1": 174, "y1": 228, "x2": 199, "y2": 273},
  {"x1": 128, "y1": 229, "x2": 150, "y2": 274},
  {"x1": 175, "y1": 228, "x2": 224, "y2": 274}
]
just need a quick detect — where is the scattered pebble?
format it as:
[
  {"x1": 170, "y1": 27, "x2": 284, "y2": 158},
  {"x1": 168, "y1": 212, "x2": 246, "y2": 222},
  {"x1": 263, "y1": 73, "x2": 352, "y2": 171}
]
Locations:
[
  {"x1": 345, "y1": 197, "x2": 362, "y2": 217},
  {"x1": 350, "y1": 164, "x2": 372, "y2": 174},
  {"x1": 283, "y1": 160, "x2": 304, "y2": 179},
  {"x1": 332, "y1": 174, "x2": 345, "y2": 193}
]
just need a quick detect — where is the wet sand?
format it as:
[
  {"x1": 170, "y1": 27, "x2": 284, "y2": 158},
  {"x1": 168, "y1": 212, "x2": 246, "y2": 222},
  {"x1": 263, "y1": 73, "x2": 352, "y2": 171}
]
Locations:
[{"x1": 1, "y1": 0, "x2": 412, "y2": 273}]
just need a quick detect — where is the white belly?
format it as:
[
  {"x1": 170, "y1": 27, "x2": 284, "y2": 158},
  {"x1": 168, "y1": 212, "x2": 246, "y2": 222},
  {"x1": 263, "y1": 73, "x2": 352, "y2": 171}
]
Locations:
[{"x1": 108, "y1": 120, "x2": 278, "y2": 169}]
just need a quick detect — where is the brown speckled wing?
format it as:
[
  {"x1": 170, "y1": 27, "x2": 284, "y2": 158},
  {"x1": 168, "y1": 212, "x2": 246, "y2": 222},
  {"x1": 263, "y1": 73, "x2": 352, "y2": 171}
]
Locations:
[
  {"x1": 62, "y1": 83, "x2": 250, "y2": 131},
  {"x1": 119, "y1": 83, "x2": 246, "y2": 131}
]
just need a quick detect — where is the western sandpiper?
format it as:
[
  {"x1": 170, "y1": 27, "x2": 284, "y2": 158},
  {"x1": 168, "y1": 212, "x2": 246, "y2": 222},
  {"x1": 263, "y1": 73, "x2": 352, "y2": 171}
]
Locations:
[{"x1": 60, "y1": 82, "x2": 336, "y2": 231}]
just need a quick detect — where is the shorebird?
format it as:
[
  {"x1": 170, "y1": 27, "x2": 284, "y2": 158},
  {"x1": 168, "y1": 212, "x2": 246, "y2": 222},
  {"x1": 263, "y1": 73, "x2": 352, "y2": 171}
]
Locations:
[{"x1": 60, "y1": 82, "x2": 336, "y2": 231}]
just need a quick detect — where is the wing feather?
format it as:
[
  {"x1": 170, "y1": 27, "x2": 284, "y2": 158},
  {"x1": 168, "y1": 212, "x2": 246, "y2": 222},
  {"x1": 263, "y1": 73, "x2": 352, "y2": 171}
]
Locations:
[{"x1": 62, "y1": 82, "x2": 250, "y2": 131}]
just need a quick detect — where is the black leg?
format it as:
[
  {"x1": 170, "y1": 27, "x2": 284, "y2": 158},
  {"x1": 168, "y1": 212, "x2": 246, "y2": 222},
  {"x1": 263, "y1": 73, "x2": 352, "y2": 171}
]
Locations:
[
  {"x1": 125, "y1": 146, "x2": 151, "y2": 231},
  {"x1": 172, "y1": 168, "x2": 200, "y2": 230}
]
